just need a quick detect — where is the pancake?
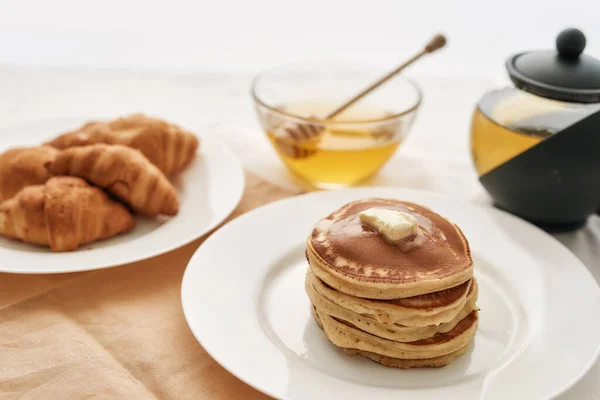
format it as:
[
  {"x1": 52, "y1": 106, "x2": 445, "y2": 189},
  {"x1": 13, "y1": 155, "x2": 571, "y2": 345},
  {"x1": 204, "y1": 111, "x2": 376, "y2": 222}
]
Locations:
[
  {"x1": 343, "y1": 343, "x2": 472, "y2": 369},
  {"x1": 307, "y1": 198, "x2": 473, "y2": 299},
  {"x1": 306, "y1": 271, "x2": 479, "y2": 341},
  {"x1": 311, "y1": 305, "x2": 473, "y2": 368},
  {"x1": 313, "y1": 307, "x2": 478, "y2": 360},
  {"x1": 307, "y1": 268, "x2": 473, "y2": 326}
]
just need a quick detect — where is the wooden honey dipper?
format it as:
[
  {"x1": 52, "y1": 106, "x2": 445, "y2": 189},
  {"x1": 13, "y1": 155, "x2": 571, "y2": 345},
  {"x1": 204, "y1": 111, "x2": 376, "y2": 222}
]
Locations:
[{"x1": 273, "y1": 34, "x2": 447, "y2": 159}]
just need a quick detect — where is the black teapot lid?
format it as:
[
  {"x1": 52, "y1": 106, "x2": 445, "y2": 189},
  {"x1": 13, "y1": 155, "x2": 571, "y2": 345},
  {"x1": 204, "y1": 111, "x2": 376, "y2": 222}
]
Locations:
[{"x1": 506, "y1": 28, "x2": 600, "y2": 103}]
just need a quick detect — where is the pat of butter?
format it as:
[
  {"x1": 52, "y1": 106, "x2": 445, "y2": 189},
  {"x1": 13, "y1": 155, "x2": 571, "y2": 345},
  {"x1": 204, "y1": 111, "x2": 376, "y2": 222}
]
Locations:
[{"x1": 359, "y1": 208, "x2": 418, "y2": 242}]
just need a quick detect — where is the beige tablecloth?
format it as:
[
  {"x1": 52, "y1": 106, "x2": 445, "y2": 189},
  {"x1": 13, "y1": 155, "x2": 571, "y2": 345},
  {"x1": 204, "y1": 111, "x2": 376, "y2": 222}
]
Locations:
[
  {"x1": 0, "y1": 172, "x2": 297, "y2": 399},
  {"x1": 1, "y1": 69, "x2": 598, "y2": 399}
]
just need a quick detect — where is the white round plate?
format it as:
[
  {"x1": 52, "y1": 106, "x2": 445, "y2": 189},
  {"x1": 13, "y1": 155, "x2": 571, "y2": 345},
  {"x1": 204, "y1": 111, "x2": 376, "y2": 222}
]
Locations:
[
  {"x1": 182, "y1": 188, "x2": 600, "y2": 400},
  {"x1": 0, "y1": 118, "x2": 245, "y2": 273}
]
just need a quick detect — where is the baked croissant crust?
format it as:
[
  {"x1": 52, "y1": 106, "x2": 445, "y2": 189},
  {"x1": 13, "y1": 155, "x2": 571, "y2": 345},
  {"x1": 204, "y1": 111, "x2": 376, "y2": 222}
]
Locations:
[
  {"x1": 0, "y1": 146, "x2": 60, "y2": 202},
  {"x1": 0, "y1": 177, "x2": 135, "y2": 252},
  {"x1": 47, "y1": 114, "x2": 199, "y2": 176},
  {"x1": 47, "y1": 144, "x2": 179, "y2": 217}
]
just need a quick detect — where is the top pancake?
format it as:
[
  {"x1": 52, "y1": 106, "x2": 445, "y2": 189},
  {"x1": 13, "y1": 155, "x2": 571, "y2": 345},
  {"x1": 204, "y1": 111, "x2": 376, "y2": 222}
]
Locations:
[{"x1": 307, "y1": 198, "x2": 473, "y2": 299}]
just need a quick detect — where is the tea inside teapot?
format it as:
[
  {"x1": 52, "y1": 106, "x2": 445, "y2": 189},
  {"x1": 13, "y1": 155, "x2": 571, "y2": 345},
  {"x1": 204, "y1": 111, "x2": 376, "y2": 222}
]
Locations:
[{"x1": 471, "y1": 87, "x2": 600, "y2": 176}]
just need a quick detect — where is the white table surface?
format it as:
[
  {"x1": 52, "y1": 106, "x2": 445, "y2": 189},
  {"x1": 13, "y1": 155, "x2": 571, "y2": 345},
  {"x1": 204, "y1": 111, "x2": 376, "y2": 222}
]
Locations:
[{"x1": 0, "y1": 67, "x2": 598, "y2": 399}]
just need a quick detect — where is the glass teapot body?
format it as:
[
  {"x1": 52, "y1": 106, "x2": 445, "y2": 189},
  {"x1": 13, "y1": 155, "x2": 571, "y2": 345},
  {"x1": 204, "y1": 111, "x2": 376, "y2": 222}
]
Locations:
[{"x1": 471, "y1": 87, "x2": 600, "y2": 177}]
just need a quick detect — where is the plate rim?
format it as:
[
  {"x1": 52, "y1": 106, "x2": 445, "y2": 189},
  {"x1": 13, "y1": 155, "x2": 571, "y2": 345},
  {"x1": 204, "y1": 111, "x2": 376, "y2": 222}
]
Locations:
[
  {"x1": 0, "y1": 119, "x2": 246, "y2": 274},
  {"x1": 181, "y1": 186, "x2": 600, "y2": 400}
]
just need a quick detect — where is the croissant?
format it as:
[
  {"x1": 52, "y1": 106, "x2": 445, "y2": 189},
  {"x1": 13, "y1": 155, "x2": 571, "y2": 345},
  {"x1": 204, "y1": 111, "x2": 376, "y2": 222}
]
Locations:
[
  {"x1": 47, "y1": 144, "x2": 179, "y2": 217},
  {"x1": 0, "y1": 146, "x2": 59, "y2": 202},
  {"x1": 0, "y1": 177, "x2": 135, "y2": 252},
  {"x1": 47, "y1": 114, "x2": 199, "y2": 176}
]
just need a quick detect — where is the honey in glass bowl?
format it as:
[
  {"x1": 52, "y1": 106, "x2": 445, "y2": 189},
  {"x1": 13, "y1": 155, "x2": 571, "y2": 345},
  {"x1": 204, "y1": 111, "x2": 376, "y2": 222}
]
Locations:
[
  {"x1": 264, "y1": 102, "x2": 409, "y2": 187},
  {"x1": 252, "y1": 63, "x2": 421, "y2": 189}
]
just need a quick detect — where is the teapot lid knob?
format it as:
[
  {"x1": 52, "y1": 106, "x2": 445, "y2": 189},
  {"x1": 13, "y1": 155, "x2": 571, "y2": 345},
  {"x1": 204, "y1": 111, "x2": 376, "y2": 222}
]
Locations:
[{"x1": 557, "y1": 28, "x2": 586, "y2": 58}]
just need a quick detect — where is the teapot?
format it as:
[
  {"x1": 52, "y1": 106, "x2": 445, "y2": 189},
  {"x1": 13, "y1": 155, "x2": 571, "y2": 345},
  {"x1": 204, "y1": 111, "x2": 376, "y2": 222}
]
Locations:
[{"x1": 471, "y1": 28, "x2": 600, "y2": 231}]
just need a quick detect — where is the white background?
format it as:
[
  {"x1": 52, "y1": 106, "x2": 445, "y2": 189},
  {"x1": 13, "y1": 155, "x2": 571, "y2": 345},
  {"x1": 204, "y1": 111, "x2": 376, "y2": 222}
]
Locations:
[
  {"x1": 1, "y1": 1, "x2": 600, "y2": 399},
  {"x1": 1, "y1": 0, "x2": 599, "y2": 78}
]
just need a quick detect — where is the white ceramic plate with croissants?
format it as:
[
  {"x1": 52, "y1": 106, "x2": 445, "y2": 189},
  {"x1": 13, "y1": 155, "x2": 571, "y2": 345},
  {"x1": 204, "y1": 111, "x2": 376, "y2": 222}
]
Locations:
[{"x1": 0, "y1": 114, "x2": 245, "y2": 273}]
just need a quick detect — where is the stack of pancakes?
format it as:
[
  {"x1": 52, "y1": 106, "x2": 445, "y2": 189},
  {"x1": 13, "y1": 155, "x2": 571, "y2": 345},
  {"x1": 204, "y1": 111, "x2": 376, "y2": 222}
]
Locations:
[{"x1": 305, "y1": 198, "x2": 478, "y2": 368}]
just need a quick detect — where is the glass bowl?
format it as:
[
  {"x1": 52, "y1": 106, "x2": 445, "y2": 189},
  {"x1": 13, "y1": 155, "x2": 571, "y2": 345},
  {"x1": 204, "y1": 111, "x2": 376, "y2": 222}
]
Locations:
[{"x1": 251, "y1": 62, "x2": 422, "y2": 189}]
